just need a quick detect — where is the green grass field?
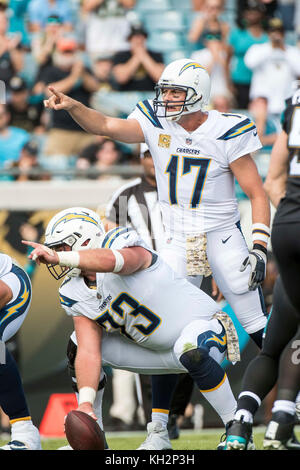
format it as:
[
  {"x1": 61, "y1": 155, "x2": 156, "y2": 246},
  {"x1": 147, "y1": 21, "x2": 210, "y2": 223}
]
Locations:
[{"x1": 0, "y1": 427, "x2": 279, "y2": 450}]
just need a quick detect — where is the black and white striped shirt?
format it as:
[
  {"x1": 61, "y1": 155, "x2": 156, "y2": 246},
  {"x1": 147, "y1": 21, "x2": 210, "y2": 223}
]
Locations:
[{"x1": 105, "y1": 177, "x2": 165, "y2": 251}]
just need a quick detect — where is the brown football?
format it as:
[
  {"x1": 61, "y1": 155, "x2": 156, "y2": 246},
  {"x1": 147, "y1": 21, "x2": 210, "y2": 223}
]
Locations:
[{"x1": 64, "y1": 410, "x2": 105, "y2": 450}]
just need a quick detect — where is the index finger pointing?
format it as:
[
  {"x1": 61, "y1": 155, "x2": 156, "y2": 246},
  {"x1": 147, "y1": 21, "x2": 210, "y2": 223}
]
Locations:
[
  {"x1": 22, "y1": 240, "x2": 40, "y2": 249},
  {"x1": 48, "y1": 86, "x2": 61, "y2": 97}
]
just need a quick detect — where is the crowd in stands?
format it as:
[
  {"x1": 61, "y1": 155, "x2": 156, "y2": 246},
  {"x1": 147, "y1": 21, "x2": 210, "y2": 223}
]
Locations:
[{"x1": 0, "y1": 0, "x2": 299, "y2": 180}]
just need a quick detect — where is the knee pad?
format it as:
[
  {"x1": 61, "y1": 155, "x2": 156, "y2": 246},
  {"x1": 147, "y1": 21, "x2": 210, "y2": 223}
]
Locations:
[
  {"x1": 179, "y1": 346, "x2": 208, "y2": 372},
  {"x1": 179, "y1": 346, "x2": 225, "y2": 392},
  {"x1": 66, "y1": 337, "x2": 106, "y2": 393}
]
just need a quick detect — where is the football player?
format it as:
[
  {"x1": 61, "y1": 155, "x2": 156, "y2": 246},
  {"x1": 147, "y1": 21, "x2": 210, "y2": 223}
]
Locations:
[
  {"x1": 224, "y1": 88, "x2": 300, "y2": 450},
  {"x1": 0, "y1": 253, "x2": 41, "y2": 450},
  {"x1": 24, "y1": 207, "x2": 240, "y2": 450}
]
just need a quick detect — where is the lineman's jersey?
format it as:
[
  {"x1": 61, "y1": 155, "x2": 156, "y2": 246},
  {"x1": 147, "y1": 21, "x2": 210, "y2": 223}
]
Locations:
[
  {"x1": 0, "y1": 253, "x2": 32, "y2": 342},
  {"x1": 0, "y1": 253, "x2": 12, "y2": 277},
  {"x1": 59, "y1": 227, "x2": 218, "y2": 350},
  {"x1": 128, "y1": 102, "x2": 262, "y2": 237}
]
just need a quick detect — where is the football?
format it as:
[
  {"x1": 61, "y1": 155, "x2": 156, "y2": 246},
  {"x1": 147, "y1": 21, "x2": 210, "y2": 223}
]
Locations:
[{"x1": 65, "y1": 410, "x2": 105, "y2": 450}]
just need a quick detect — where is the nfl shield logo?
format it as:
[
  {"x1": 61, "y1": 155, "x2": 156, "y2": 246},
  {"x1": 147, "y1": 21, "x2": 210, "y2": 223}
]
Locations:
[{"x1": 186, "y1": 137, "x2": 192, "y2": 145}]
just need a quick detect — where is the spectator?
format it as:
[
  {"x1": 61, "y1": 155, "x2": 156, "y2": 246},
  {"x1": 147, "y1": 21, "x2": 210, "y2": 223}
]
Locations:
[
  {"x1": 244, "y1": 17, "x2": 300, "y2": 138},
  {"x1": 91, "y1": 53, "x2": 115, "y2": 91},
  {"x1": 273, "y1": 0, "x2": 296, "y2": 31},
  {"x1": 9, "y1": 140, "x2": 50, "y2": 181},
  {"x1": 0, "y1": 103, "x2": 29, "y2": 170},
  {"x1": 211, "y1": 94, "x2": 233, "y2": 113},
  {"x1": 76, "y1": 137, "x2": 123, "y2": 179},
  {"x1": 7, "y1": 76, "x2": 44, "y2": 133},
  {"x1": 31, "y1": 15, "x2": 64, "y2": 74},
  {"x1": 7, "y1": 0, "x2": 31, "y2": 49},
  {"x1": 190, "y1": 27, "x2": 231, "y2": 102},
  {"x1": 236, "y1": 0, "x2": 278, "y2": 26},
  {"x1": 188, "y1": 0, "x2": 229, "y2": 48},
  {"x1": 112, "y1": 24, "x2": 164, "y2": 92},
  {"x1": 0, "y1": 10, "x2": 23, "y2": 85},
  {"x1": 27, "y1": 0, "x2": 74, "y2": 32},
  {"x1": 191, "y1": 0, "x2": 206, "y2": 10},
  {"x1": 38, "y1": 36, "x2": 99, "y2": 158},
  {"x1": 80, "y1": 0, "x2": 136, "y2": 60},
  {"x1": 226, "y1": 0, "x2": 268, "y2": 109}
]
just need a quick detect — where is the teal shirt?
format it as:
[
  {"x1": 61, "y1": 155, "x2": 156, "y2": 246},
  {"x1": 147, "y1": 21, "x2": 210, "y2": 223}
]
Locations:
[
  {"x1": 228, "y1": 28, "x2": 268, "y2": 85},
  {"x1": 0, "y1": 127, "x2": 29, "y2": 168}
]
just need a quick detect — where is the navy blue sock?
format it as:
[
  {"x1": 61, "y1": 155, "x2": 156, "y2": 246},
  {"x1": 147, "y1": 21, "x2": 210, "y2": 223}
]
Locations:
[
  {"x1": 151, "y1": 374, "x2": 179, "y2": 410},
  {"x1": 0, "y1": 348, "x2": 30, "y2": 421}
]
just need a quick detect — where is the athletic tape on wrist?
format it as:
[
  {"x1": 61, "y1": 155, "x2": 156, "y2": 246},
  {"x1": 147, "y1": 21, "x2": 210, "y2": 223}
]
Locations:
[
  {"x1": 252, "y1": 223, "x2": 270, "y2": 245},
  {"x1": 57, "y1": 251, "x2": 80, "y2": 268},
  {"x1": 78, "y1": 386, "x2": 96, "y2": 405},
  {"x1": 111, "y1": 249, "x2": 124, "y2": 273}
]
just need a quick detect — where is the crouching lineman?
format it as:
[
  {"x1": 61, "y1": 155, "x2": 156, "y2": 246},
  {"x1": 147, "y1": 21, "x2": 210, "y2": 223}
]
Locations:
[
  {"x1": 0, "y1": 252, "x2": 41, "y2": 450},
  {"x1": 23, "y1": 207, "x2": 241, "y2": 450}
]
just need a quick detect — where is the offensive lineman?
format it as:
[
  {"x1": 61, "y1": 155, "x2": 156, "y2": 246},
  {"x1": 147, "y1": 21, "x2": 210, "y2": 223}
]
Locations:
[
  {"x1": 23, "y1": 207, "x2": 240, "y2": 450},
  {"x1": 223, "y1": 89, "x2": 300, "y2": 450},
  {"x1": 0, "y1": 253, "x2": 41, "y2": 450}
]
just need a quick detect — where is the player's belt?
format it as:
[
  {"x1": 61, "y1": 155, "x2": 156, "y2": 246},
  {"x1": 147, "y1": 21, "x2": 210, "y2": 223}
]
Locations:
[
  {"x1": 186, "y1": 233, "x2": 212, "y2": 277},
  {"x1": 213, "y1": 311, "x2": 240, "y2": 363}
]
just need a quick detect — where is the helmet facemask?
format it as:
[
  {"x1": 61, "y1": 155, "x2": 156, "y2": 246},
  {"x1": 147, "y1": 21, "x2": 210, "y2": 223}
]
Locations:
[
  {"x1": 44, "y1": 207, "x2": 105, "y2": 280},
  {"x1": 45, "y1": 233, "x2": 82, "y2": 280},
  {"x1": 153, "y1": 84, "x2": 202, "y2": 121}
]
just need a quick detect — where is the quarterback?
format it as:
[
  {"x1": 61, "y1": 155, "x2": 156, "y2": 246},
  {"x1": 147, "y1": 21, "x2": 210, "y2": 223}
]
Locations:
[
  {"x1": 44, "y1": 58, "x2": 270, "y2": 345},
  {"x1": 24, "y1": 207, "x2": 240, "y2": 450}
]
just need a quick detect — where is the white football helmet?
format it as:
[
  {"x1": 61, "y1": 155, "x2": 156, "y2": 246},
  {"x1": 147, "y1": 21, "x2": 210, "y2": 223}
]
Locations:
[
  {"x1": 44, "y1": 207, "x2": 105, "y2": 279},
  {"x1": 153, "y1": 58, "x2": 211, "y2": 121}
]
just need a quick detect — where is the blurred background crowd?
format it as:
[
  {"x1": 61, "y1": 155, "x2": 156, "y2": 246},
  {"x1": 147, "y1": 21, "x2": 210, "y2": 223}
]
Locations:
[{"x1": 0, "y1": 0, "x2": 299, "y2": 180}]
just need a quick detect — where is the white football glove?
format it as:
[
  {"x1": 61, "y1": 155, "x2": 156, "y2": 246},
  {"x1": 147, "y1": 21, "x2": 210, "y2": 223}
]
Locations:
[{"x1": 240, "y1": 244, "x2": 267, "y2": 291}]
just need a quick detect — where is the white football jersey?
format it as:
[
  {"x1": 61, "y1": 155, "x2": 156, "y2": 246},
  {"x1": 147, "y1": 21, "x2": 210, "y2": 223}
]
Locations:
[
  {"x1": 0, "y1": 253, "x2": 12, "y2": 278},
  {"x1": 128, "y1": 103, "x2": 262, "y2": 236},
  {"x1": 59, "y1": 227, "x2": 218, "y2": 350}
]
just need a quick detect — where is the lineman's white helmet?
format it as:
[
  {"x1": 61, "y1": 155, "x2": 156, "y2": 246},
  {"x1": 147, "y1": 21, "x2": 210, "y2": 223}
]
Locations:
[
  {"x1": 44, "y1": 207, "x2": 105, "y2": 279},
  {"x1": 153, "y1": 58, "x2": 211, "y2": 121}
]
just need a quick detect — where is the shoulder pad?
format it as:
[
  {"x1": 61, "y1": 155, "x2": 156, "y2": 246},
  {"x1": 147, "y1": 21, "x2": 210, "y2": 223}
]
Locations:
[
  {"x1": 217, "y1": 113, "x2": 256, "y2": 141},
  {"x1": 59, "y1": 277, "x2": 80, "y2": 306},
  {"x1": 101, "y1": 226, "x2": 142, "y2": 250},
  {"x1": 136, "y1": 100, "x2": 163, "y2": 129},
  {"x1": 59, "y1": 292, "x2": 78, "y2": 308},
  {"x1": 292, "y1": 89, "x2": 300, "y2": 105}
]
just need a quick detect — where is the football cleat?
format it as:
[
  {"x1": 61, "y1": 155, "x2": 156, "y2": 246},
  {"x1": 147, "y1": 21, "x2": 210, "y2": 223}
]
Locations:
[
  {"x1": 137, "y1": 422, "x2": 172, "y2": 450},
  {"x1": 167, "y1": 413, "x2": 180, "y2": 440},
  {"x1": 0, "y1": 421, "x2": 42, "y2": 450},
  {"x1": 0, "y1": 440, "x2": 31, "y2": 450},
  {"x1": 57, "y1": 444, "x2": 73, "y2": 450},
  {"x1": 263, "y1": 411, "x2": 300, "y2": 450},
  {"x1": 220, "y1": 418, "x2": 255, "y2": 450}
]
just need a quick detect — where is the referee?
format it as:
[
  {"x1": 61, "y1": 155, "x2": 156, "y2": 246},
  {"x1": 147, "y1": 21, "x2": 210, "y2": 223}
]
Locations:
[{"x1": 105, "y1": 143, "x2": 165, "y2": 251}]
